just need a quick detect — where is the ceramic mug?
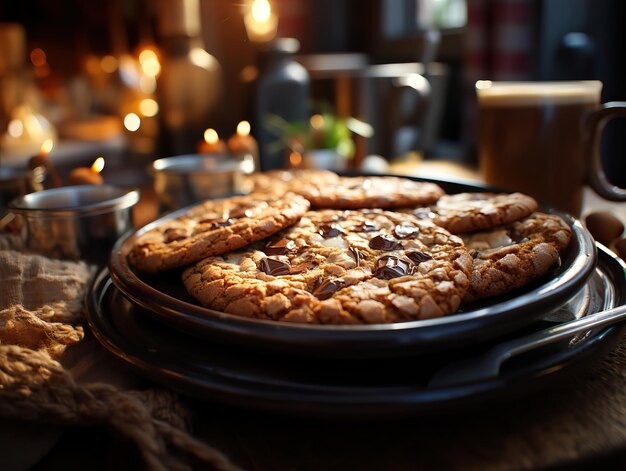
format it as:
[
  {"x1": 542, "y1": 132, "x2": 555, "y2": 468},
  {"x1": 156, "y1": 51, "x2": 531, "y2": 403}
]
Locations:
[{"x1": 476, "y1": 80, "x2": 626, "y2": 216}]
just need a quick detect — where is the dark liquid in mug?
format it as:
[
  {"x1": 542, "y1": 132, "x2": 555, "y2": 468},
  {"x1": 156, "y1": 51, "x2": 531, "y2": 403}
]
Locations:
[{"x1": 478, "y1": 100, "x2": 596, "y2": 215}]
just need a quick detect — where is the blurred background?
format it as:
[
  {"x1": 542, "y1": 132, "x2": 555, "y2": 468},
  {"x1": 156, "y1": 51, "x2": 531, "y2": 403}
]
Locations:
[{"x1": 0, "y1": 0, "x2": 625, "y2": 185}]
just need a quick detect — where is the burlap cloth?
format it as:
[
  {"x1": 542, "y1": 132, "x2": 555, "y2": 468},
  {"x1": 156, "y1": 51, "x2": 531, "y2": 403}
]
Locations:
[{"x1": 0, "y1": 244, "x2": 241, "y2": 471}]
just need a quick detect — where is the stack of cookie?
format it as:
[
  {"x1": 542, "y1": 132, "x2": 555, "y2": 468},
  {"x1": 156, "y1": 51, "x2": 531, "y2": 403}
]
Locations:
[{"x1": 128, "y1": 170, "x2": 573, "y2": 325}]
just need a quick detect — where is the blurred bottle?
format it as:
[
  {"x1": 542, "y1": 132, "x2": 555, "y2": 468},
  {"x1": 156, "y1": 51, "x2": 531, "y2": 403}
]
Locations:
[
  {"x1": 255, "y1": 38, "x2": 310, "y2": 170},
  {"x1": 155, "y1": 0, "x2": 222, "y2": 156}
]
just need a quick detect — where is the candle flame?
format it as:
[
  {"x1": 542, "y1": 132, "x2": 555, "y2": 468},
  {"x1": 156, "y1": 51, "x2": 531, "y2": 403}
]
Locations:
[
  {"x1": 139, "y1": 48, "x2": 161, "y2": 77},
  {"x1": 139, "y1": 98, "x2": 159, "y2": 117},
  {"x1": 91, "y1": 157, "x2": 105, "y2": 174},
  {"x1": 236, "y1": 121, "x2": 251, "y2": 137},
  {"x1": 40, "y1": 139, "x2": 54, "y2": 157},
  {"x1": 289, "y1": 150, "x2": 302, "y2": 167},
  {"x1": 124, "y1": 113, "x2": 141, "y2": 132},
  {"x1": 204, "y1": 128, "x2": 219, "y2": 144},
  {"x1": 251, "y1": 0, "x2": 271, "y2": 22},
  {"x1": 244, "y1": 0, "x2": 278, "y2": 42}
]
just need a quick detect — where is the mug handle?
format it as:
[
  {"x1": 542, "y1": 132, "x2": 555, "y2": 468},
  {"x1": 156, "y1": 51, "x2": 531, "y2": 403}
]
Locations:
[{"x1": 586, "y1": 101, "x2": 626, "y2": 200}]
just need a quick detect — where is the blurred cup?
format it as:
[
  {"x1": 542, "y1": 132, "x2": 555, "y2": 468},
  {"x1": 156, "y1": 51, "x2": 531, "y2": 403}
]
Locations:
[
  {"x1": 476, "y1": 80, "x2": 626, "y2": 216},
  {"x1": 8, "y1": 185, "x2": 139, "y2": 264},
  {"x1": 151, "y1": 154, "x2": 247, "y2": 213}
]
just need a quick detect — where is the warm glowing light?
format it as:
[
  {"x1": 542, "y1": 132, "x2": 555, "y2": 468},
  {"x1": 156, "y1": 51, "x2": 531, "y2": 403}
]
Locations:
[
  {"x1": 7, "y1": 119, "x2": 24, "y2": 138},
  {"x1": 204, "y1": 128, "x2": 219, "y2": 144},
  {"x1": 199, "y1": 128, "x2": 226, "y2": 153},
  {"x1": 139, "y1": 76, "x2": 157, "y2": 94},
  {"x1": 310, "y1": 114, "x2": 325, "y2": 129},
  {"x1": 251, "y1": 0, "x2": 271, "y2": 22},
  {"x1": 124, "y1": 113, "x2": 141, "y2": 132},
  {"x1": 68, "y1": 161, "x2": 104, "y2": 185},
  {"x1": 139, "y1": 49, "x2": 157, "y2": 64},
  {"x1": 244, "y1": 0, "x2": 278, "y2": 42},
  {"x1": 40, "y1": 138, "x2": 54, "y2": 156},
  {"x1": 101, "y1": 55, "x2": 118, "y2": 73},
  {"x1": 91, "y1": 157, "x2": 105, "y2": 174},
  {"x1": 240, "y1": 155, "x2": 255, "y2": 174},
  {"x1": 189, "y1": 48, "x2": 217, "y2": 70},
  {"x1": 142, "y1": 58, "x2": 161, "y2": 76},
  {"x1": 475, "y1": 80, "x2": 493, "y2": 90},
  {"x1": 30, "y1": 48, "x2": 47, "y2": 67},
  {"x1": 236, "y1": 121, "x2": 251, "y2": 137},
  {"x1": 289, "y1": 150, "x2": 302, "y2": 167},
  {"x1": 139, "y1": 98, "x2": 159, "y2": 117},
  {"x1": 139, "y1": 49, "x2": 161, "y2": 77}
]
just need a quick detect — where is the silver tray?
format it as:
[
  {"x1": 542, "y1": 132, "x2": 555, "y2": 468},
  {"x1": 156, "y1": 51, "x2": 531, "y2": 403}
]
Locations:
[{"x1": 108, "y1": 178, "x2": 596, "y2": 358}]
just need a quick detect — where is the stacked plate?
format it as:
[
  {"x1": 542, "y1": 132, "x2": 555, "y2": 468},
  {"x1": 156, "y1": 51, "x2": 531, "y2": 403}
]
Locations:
[{"x1": 85, "y1": 178, "x2": 626, "y2": 418}]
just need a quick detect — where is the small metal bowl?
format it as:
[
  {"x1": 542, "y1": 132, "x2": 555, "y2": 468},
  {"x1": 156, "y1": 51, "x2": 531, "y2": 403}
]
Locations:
[
  {"x1": 8, "y1": 185, "x2": 139, "y2": 264},
  {"x1": 151, "y1": 154, "x2": 246, "y2": 212}
]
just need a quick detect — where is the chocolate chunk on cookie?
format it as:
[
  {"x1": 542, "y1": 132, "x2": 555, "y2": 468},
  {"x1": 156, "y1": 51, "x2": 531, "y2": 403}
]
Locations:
[
  {"x1": 297, "y1": 176, "x2": 445, "y2": 209},
  {"x1": 462, "y1": 212, "x2": 572, "y2": 303},
  {"x1": 183, "y1": 209, "x2": 472, "y2": 324},
  {"x1": 128, "y1": 192, "x2": 310, "y2": 273},
  {"x1": 410, "y1": 192, "x2": 538, "y2": 234}
]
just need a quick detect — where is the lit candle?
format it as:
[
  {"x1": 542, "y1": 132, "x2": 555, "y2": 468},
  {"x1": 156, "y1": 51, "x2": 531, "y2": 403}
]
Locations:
[
  {"x1": 68, "y1": 157, "x2": 105, "y2": 185},
  {"x1": 227, "y1": 121, "x2": 259, "y2": 173},
  {"x1": 243, "y1": 0, "x2": 278, "y2": 43},
  {"x1": 28, "y1": 139, "x2": 62, "y2": 188},
  {"x1": 198, "y1": 128, "x2": 227, "y2": 154}
]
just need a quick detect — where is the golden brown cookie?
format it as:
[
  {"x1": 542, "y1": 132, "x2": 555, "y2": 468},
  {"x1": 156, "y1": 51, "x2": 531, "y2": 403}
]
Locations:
[
  {"x1": 183, "y1": 209, "x2": 472, "y2": 324},
  {"x1": 245, "y1": 169, "x2": 341, "y2": 197},
  {"x1": 128, "y1": 192, "x2": 310, "y2": 273},
  {"x1": 462, "y1": 212, "x2": 572, "y2": 303},
  {"x1": 297, "y1": 176, "x2": 445, "y2": 209},
  {"x1": 410, "y1": 192, "x2": 538, "y2": 234}
]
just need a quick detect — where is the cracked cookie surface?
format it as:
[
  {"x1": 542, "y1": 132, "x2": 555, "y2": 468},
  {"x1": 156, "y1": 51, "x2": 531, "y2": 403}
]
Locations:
[
  {"x1": 297, "y1": 176, "x2": 445, "y2": 209},
  {"x1": 410, "y1": 192, "x2": 538, "y2": 234},
  {"x1": 183, "y1": 209, "x2": 472, "y2": 324},
  {"x1": 462, "y1": 212, "x2": 572, "y2": 303},
  {"x1": 245, "y1": 169, "x2": 341, "y2": 197},
  {"x1": 128, "y1": 192, "x2": 310, "y2": 273}
]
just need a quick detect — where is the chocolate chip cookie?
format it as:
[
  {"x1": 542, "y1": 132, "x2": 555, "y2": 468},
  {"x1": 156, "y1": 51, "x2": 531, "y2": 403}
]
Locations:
[
  {"x1": 245, "y1": 169, "x2": 342, "y2": 197},
  {"x1": 462, "y1": 212, "x2": 572, "y2": 303},
  {"x1": 128, "y1": 193, "x2": 310, "y2": 273},
  {"x1": 410, "y1": 192, "x2": 538, "y2": 234},
  {"x1": 183, "y1": 209, "x2": 473, "y2": 324},
  {"x1": 298, "y1": 176, "x2": 445, "y2": 209}
]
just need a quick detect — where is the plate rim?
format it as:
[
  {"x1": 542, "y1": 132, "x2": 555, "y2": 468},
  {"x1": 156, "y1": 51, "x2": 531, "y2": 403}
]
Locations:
[
  {"x1": 107, "y1": 176, "x2": 598, "y2": 355},
  {"x1": 87, "y1": 246, "x2": 626, "y2": 417}
]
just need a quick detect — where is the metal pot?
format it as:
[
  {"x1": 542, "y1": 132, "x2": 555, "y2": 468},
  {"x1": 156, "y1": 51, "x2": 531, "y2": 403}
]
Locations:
[
  {"x1": 8, "y1": 185, "x2": 139, "y2": 264},
  {"x1": 151, "y1": 154, "x2": 246, "y2": 212}
]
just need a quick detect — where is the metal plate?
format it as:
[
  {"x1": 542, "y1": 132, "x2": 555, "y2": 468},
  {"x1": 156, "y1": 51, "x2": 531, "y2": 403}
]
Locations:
[
  {"x1": 108, "y1": 177, "x2": 596, "y2": 358},
  {"x1": 87, "y1": 246, "x2": 626, "y2": 418}
]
